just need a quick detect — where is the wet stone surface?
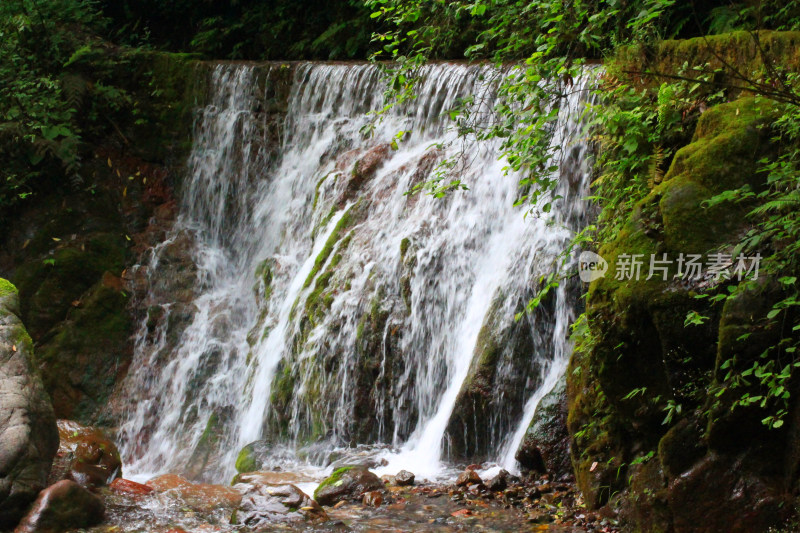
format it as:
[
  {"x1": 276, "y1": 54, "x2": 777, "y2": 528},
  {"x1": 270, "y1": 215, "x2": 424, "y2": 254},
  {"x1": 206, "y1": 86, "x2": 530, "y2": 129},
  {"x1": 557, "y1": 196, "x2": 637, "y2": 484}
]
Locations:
[{"x1": 84, "y1": 470, "x2": 620, "y2": 533}]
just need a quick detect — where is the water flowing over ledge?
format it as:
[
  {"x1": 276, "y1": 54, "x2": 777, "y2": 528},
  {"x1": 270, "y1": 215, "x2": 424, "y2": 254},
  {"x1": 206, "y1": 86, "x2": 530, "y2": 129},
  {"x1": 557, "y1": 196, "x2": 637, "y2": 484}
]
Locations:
[{"x1": 113, "y1": 61, "x2": 593, "y2": 483}]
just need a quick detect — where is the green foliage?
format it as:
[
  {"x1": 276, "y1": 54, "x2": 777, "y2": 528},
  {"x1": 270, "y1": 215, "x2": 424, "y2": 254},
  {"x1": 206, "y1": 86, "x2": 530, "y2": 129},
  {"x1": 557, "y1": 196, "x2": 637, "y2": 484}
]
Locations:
[
  {"x1": 99, "y1": 0, "x2": 373, "y2": 60},
  {"x1": 0, "y1": 0, "x2": 132, "y2": 214},
  {"x1": 693, "y1": 91, "x2": 800, "y2": 430}
]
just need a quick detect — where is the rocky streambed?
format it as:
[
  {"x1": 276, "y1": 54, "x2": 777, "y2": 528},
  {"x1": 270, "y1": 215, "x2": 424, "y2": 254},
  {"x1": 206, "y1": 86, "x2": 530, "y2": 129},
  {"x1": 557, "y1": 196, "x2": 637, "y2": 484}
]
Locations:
[{"x1": 25, "y1": 419, "x2": 619, "y2": 533}]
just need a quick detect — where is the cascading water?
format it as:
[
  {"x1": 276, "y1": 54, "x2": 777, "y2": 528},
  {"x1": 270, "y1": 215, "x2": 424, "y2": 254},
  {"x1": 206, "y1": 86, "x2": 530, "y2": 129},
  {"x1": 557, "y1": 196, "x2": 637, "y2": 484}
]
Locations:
[{"x1": 115, "y1": 61, "x2": 592, "y2": 483}]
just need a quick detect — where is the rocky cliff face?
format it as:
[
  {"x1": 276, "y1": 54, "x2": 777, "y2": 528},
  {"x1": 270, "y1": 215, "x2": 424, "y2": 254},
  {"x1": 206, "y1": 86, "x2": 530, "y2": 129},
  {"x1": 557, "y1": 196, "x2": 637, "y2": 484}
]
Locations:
[
  {"x1": 568, "y1": 33, "x2": 800, "y2": 532},
  {"x1": 0, "y1": 52, "x2": 203, "y2": 424},
  {"x1": 0, "y1": 280, "x2": 59, "y2": 528}
]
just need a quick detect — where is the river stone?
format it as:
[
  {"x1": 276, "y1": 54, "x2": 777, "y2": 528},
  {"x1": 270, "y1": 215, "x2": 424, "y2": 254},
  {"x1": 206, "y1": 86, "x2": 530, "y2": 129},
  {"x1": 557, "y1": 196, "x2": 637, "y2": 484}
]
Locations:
[
  {"x1": 515, "y1": 375, "x2": 573, "y2": 481},
  {"x1": 48, "y1": 420, "x2": 122, "y2": 489},
  {"x1": 314, "y1": 466, "x2": 384, "y2": 506},
  {"x1": 0, "y1": 282, "x2": 59, "y2": 528},
  {"x1": 14, "y1": 479, "x2": 104, "y2": 533},
  {"x1": 145, "y1": 474, "x2": 241, "y2": 512},
  {"x1": 395, "y1": 470, "x2": 415, "y2": 486},
  {"x1": 455, "y1": 468, "x2": 482, "y2": 487},
  {"x1": 232, "y1": 474, "x2": 327, "y2": 524}
]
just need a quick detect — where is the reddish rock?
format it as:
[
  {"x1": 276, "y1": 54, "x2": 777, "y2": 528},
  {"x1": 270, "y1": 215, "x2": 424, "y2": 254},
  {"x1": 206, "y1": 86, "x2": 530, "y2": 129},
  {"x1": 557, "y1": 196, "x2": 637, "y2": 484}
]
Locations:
[
  {"x1": 14, "y1": 480, "x2": 104, "y2": 533},
  {"x1": 109, "y1": 478, "x2": 153, "y2": 497},
  {"x1": 347, "y1": 143, "x2": 392, "y2": 196},
  {"x1": 49, "y1": 420, "x2": 122, "y2": 489},
  {"x1": 146, "y1": 474, "x2": 241, "y2": 511},
  {"x1": 362, "y1": 491, "x2": 383, "y2": 507},
  {"x1": 456, "y1": 469, "x2": 482, "y2": 487}
]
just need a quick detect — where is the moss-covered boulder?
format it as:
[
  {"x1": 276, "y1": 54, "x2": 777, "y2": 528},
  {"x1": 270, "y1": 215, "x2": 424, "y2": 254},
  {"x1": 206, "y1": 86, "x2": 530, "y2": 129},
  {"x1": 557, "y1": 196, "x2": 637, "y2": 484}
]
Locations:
[
  {"x1": 235, "y1": 441, "x2": 269, "y2": 474},
  {"x1": 568, "y1": 90, "x2": 796, "y2": 531},
  {"x1": 0, "y1": 280, "x2": 59, "y2": 529},
  {"x1": 313, "y1": 465, "x2": 384, "y2": 506}
]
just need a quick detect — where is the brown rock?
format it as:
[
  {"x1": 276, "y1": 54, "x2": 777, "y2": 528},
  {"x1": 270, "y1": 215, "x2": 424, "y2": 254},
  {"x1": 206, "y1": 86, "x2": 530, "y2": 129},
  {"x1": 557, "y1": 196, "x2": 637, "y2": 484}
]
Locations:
[
  {"x1": 314, "y1": 466, "x2": 384, "y2": 506},
  {"x1": 146, "y1": 474, "x2": 241, "y2": 512},
  {"x1": 109, "y1": 478, "x2": 153, "y2": 497},
  {"x1": 456, "y1": 469, "x2": 482, "y2": 487},
  {"x1": 362, "y1": 491, "x2": 383, "y2": 507},
  {"x1": 395, "y1": 470, "x2": 415, "y2": 486},
  {"x1": 14, "y1": 480, "x2": 103, "y2": 533},
  {"x1": 49, "y1": 420, "x2": 122, "y2": 489},
  {"x1": 347, "y1": 143, "x2": 391, "y2": 196}
]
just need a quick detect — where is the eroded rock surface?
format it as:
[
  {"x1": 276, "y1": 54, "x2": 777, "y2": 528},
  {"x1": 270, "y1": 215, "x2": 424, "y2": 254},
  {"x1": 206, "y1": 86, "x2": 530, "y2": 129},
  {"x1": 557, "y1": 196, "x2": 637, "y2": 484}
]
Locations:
[{"x1": 0, "y1": 281, "x2": 59, "y2": 528}]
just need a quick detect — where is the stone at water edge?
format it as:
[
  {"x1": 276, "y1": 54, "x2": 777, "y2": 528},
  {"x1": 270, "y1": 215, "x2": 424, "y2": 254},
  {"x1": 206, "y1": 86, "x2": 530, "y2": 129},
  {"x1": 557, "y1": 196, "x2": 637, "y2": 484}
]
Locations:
[
  {"x1": 49, "y1": 420, "x2": 122, "y2": 489},
  {"x1": 0, "y1": 281, "x2": 59, "y2": 529},
  {"x1": 455, "y1": 468, "x2": 482, "y2": 487},
  {"x1": 362, "y1": 491, "x2": 383, "y2": 507},
  {"x1": 486, "y1": 469, "x2": 510, "y2": 491},
  {"x1": 395, "y1": 470, "x2": 415, "y2": 486},
  {"x1": 234, "y1": 441, "x2": 267, "y2": 474},
  {"x1": 232, "y1": 477, "x2": 327, "y2": 525},
  {"x1": 109, "y1": 478, "x2": 154, "y2": 497},
  {"x1": 314, "y1": 466, "x2": 385, "y2": 506},
  {"x1": 145, "y1": 474, "x2": 242, "y2": 512},
  {"x1": 14, "y1": 480, "x2": 104, "y2": 533},
  {"x1": 515, "y1": 375, "x2": 573, "y2": 481}
]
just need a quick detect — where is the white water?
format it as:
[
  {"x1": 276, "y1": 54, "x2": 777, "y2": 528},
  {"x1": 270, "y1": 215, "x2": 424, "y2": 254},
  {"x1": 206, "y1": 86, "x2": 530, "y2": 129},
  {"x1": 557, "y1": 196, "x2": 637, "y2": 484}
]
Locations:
[{"x1": 116, "y1": 61, "x2": 592, "y2": 483}]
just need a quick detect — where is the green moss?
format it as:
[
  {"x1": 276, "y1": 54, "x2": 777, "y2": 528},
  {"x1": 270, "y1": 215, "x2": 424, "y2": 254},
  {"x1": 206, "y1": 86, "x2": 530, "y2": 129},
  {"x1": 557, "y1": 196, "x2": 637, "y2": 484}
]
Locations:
[
  {"x1": 0, "y1": 278, "x2": 18, "y2": 298},
  {"x1": 235, "y1": 444, "x2": 259, "y2": 474},
  {"x1": 313, "y1": 466, "x2": 357, "y2": 500},
  {"x1": 303, "y1": 205, "x2": 355, "y2": 290},
  {"x1": 312, "y1": 172, "x2": 337, "y2": 210},
  {"x1": 615, "y1": 31, "x2": 800, "y2": 91},
  {"x1": 36, "y1": 280, "x2": 131, "y2": 421},
  {"x1": 400, "y1": 237, "x2": 410, "y2": 259}
]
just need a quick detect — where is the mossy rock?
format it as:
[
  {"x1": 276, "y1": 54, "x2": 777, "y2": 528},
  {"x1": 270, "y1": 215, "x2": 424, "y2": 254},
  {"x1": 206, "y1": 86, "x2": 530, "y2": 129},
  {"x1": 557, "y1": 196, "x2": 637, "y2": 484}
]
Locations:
[
  {"x1": 445, "y1": 289, "x2": 546, "y2": 461},
  {"x1": 568, "y1": 66, "x2": 794, "y2": 532},
  {"x1": 35, "y1": 275, "x2": 132, "y2": 422},
  {"x1": 313, "y1": 466, "x2": 383, "y2": 506},
  {"x1": 235, "y1": 441, "x2": 268, "y2": 474},
  {"x1": 185, "y1": 410, "x2": 230, "y2": 481}
]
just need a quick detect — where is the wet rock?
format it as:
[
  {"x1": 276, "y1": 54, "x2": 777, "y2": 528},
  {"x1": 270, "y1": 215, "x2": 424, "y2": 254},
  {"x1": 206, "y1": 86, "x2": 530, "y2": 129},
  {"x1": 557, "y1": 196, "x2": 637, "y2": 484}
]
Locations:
[
  {"x1": 35, "y1": 275, "x2": 132, "y2": 422},
  {"x1": 446, "y1": 292, "x2": 543, "y2": 461},
  {"x1": 455, "y1": 468, "x2": 482, "y2": 487},
  {"x1": 667, "y1": 453, "x2": 789, "y2": 533},
  {"x1": 486, "y1": 470, "x2": 509, "y2": 491},
  {"x1": 395, "y1": 470, "x2": 415, "y2": 486},
  {"x1": 14, "y1": 479, "x2": 104, "y2": 533},
  {"x1": 145, "y1": 474, "x2": 241, "y2": 512},
  {"x1": 184, "y1": 408, "x2": 231, "y2": 481},
  {"x1": 231, "y1": 470, "x2": 315, "y2": 486},
  {"x1": 515, "y1": 375, "x2": 572, "y2": 481},
  {"x1": 232, "y1": 475, "x2": 327, "y2": 524},
  {"x1": 48, "y1": 420, "x2": 122, "y2": 489},
  {"x1": 109, "y1": 478, "x2": 153, "y2": 497},
  {"x1": 234, "y1": 440, "x2": 268, "y2": 474},
  {"x1": 314, "y1": 466, "x2": 385, "y2": 506},
  {"x1": 347, "y1": 143, "x2": 391, "y2": 196},
  {"x1": 362, "y1": 491, "x2": 383, "y2": 507},
  {"x1": 0, "y1": 282, "x2": 59, "y2": 528}
]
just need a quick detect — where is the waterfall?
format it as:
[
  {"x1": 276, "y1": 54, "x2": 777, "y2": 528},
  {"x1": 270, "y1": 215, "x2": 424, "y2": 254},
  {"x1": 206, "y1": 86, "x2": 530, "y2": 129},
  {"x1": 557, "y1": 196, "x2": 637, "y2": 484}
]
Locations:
[{"x1": 115, "y1": 61, "x2": 592, "y2": 483}]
